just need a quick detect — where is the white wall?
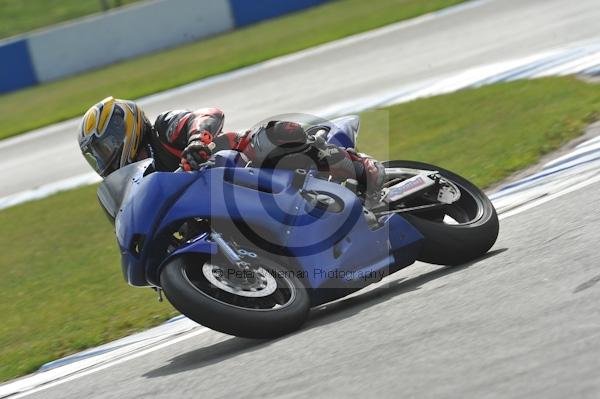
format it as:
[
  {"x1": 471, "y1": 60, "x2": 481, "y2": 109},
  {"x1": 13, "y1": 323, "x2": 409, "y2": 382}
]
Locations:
[{"x1": 27, "y1": 0, "x2": 234, "y2": 82}]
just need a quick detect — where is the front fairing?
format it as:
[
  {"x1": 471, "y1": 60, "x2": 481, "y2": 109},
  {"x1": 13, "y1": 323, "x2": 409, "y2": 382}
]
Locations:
[
  {"x1": 146, "y1": 168, "x2": 423, "y2": 289},
  {"x1": 110, "y1": 160, "x2": 424, "y2": 289},
  {"x1": 101, "y1": 161, "x2": 197, "y2": 286}
]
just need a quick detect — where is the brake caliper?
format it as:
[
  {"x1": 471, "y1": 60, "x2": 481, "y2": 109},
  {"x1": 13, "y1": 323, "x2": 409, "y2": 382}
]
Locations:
[{"x1": 436, "y1": 178, "x2": 461, "y2": 204}]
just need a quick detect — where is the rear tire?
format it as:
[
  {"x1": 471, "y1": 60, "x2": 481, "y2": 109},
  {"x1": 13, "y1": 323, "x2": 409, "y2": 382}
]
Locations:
[
  {"x1": 384, "y1": 160, "x2": 499, "y2": 266},
  {"x1": 160, "y1": 254, "x2": 310, "y2": 338}
]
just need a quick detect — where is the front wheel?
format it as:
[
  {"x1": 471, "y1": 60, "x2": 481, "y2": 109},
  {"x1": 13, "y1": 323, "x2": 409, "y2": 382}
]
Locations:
[
  {"x1": 160, "y1": 254, "x2": 310, "y2": 338},
  {"x1": 384, "y1": 160, "x2": 499, "y2": 266}
]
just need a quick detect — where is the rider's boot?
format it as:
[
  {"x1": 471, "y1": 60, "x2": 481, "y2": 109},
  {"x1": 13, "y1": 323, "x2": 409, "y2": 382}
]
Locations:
[{"x1": 344, "y1": 148, "x2": 386, "y2": 202}]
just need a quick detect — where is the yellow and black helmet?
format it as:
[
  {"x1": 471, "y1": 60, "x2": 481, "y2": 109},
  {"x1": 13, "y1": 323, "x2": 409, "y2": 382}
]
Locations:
[{"x1": 78, "y1": 97, "x2": 151, "y2": 177}]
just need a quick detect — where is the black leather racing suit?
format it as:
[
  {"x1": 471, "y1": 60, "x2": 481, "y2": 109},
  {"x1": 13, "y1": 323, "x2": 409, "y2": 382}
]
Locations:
[{"x1": 142, "y1": 107, "x2": 383, "y2": 191}]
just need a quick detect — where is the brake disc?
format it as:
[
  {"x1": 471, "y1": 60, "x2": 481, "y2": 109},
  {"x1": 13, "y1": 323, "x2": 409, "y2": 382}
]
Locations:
[
  {"x1": 202, "y1": 264, "x2": 278, "y2": 298},
  {"x1": 437, "y1": 179, "x2": 461, "y2": 204}
]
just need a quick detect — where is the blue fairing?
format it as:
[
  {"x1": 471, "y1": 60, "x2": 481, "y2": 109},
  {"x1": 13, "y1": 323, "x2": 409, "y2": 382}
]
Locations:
[
  {"x1": 115, "y1": 171, "x2": 197, "y2": 285},
  {"x1": 324, "y1": 115, "x2": 360, "y2": 148},
  {"x1": 113, "y1": 159, "x2": 423, "y2": 289}
]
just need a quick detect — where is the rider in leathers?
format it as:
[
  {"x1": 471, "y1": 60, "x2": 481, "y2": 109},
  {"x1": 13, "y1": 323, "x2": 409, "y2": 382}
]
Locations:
[
  {"x1": 154, "y1": 108, "x2": 385, "y2": 193},
  {"x1": 78, "y1": 98, "x2": 385, "y2": 195}
]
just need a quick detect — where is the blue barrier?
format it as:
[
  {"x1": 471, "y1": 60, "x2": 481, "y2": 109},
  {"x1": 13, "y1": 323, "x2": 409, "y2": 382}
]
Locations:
[
  {"x1": 0, "y1": 39, "x2": 37, "y2": 94},
  {"x1": 229, "y1": 0, "x2": 329, "y2": 27},
  {"x1": 0, "y1": 0, "x2": 331, "y2": 93}
]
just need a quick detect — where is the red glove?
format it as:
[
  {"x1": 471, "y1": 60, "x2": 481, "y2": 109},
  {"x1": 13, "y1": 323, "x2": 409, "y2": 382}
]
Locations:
[{"x1": 181, "y1": 131, "x2": 215, "y2": 171}]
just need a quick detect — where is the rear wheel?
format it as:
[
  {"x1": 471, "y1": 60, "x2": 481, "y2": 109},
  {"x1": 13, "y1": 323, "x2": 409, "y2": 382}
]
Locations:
[
  {"x1": 160, "y1": 254, "x2": 310, "y2": 338},
  {"x1": 383, "y1": 160, "x2": 499, "y2": 265}
]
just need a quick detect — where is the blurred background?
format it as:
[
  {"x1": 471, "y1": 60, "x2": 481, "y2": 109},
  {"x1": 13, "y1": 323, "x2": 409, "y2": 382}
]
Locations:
[{"x1": 1, "y1": 0, "x2": 600, "y2": 396}]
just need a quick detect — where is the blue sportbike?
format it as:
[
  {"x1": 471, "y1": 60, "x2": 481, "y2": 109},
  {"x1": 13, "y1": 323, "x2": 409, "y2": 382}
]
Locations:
[{"x1": 98, "y1": 115, "x2": 499, "y2": 338}]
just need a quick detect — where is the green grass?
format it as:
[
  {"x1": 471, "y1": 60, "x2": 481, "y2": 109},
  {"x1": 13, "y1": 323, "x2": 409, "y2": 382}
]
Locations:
[
  {"x1": 0, "y1": 0, "x2": 466, "y2": 140},
  {"x1": 0, "y1": 183, "x2": 179, "y2": 382},
  {"x1": 1, "y1": 76, "x2": 599, "y2": 383},
  {"x1": 0, "y1": 0, "x2": 142, "y2": 39},
  {"x1": 359, "y1": 77, "x2": 600, "y2": 188}
]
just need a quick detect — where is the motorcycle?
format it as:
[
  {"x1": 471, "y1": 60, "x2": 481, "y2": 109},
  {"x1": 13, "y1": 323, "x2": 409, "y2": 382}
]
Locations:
[{"x1": 98, "y1": 115, "x2": 499, "y2": 338}]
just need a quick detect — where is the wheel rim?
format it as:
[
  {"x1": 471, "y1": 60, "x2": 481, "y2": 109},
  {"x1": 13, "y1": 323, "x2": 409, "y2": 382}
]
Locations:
[
  {"x1": 181, "y1": 260, "x2": 297, "y2": 311},
  {"x1": 384, "y1": 166, "x2": 486, "y2": 226},
  {"x1": 418, "y1": 183, "x2": 484, "y2": 225},
  {"x1": 202, "y1": 264, "x2": 278, "y2": 298}
]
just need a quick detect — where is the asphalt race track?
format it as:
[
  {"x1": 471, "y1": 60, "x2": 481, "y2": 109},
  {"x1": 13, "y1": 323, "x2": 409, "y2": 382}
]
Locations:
[
  {"x1": 3, "y1": 0, "x2": 600, "y2": 198},
  {"x1": 14, "y1": 177, "x2": 600, "y2": 398},
  {"x1": 2, "y1": 0, "x2": 600, "y2": 397}
]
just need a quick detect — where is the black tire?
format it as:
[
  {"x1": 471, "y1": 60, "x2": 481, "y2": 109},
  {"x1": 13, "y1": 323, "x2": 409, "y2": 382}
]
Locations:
[
  {"x1": 160, "y1": 254, "x2": 310, "y2": 339},
  {"x1": 384, "y1": 160, "x2": 499, "y2": 266}
]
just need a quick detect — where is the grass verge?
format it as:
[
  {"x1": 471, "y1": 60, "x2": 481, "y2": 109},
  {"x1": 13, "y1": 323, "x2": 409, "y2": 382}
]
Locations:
[
  {"x1": 359, "y1": 77, "x2": 600, "y2": 188},
  {"x1": 0, "y1": 0, "x2": 467, "y2": 140},
  {"x1": 0, "y1": 0, "x2": 141, "y2": 40},
  {"x1": 1, "y1": 76, "x2": 599, "y2": 382}
]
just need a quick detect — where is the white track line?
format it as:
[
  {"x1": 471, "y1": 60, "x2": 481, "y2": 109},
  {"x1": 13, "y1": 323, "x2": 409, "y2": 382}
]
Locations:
[
  {"x1": 3, "y1": 162, "x2": 600, "y2": 399},
  {"x1": 4, "y1": 0, "x2": 600, "y2": 394},
  {"x1": 0, "y1": 327, "x2": 210, "y2": 399},
  {"x1": 5, "y1": 38, "x2": 600, "y2": 211},
  {"x1": 0, "y1": 173, "x2": 101, "y2": 210},
  {"x1": 0, "y1": 0, "x2": 491, "y2": 150},
  {"x1": 498, "y1": 173, "x2": 600, "y2": 220}
]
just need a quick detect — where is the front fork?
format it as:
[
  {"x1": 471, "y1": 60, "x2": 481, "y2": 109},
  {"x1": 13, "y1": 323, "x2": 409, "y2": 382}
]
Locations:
[
  {"x1": 155, "y1": 228, "x2": 258, "y2": 302},
  {"x1": 210, "y1": 229, "x2": 257, "y2": 270}
]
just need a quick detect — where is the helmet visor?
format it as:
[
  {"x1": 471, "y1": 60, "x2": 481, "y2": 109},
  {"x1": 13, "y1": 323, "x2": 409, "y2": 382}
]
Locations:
[{"x1": 81, "y1": 116, "x2": 126, "y2": 177}]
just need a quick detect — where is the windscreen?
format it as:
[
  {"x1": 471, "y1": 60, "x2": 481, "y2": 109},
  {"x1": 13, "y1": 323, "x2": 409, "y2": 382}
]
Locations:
[{"x1": 97, "y1": 159, "x2": 154, "y2": 222}]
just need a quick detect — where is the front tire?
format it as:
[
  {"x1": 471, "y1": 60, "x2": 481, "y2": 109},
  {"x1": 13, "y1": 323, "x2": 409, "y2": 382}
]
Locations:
[
  {"x1": 160, "y1": 254, "x2": 310, "y2": 338},
  {"x1": 384, "y1": 160, "x2": 499, "y2": 266}
]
